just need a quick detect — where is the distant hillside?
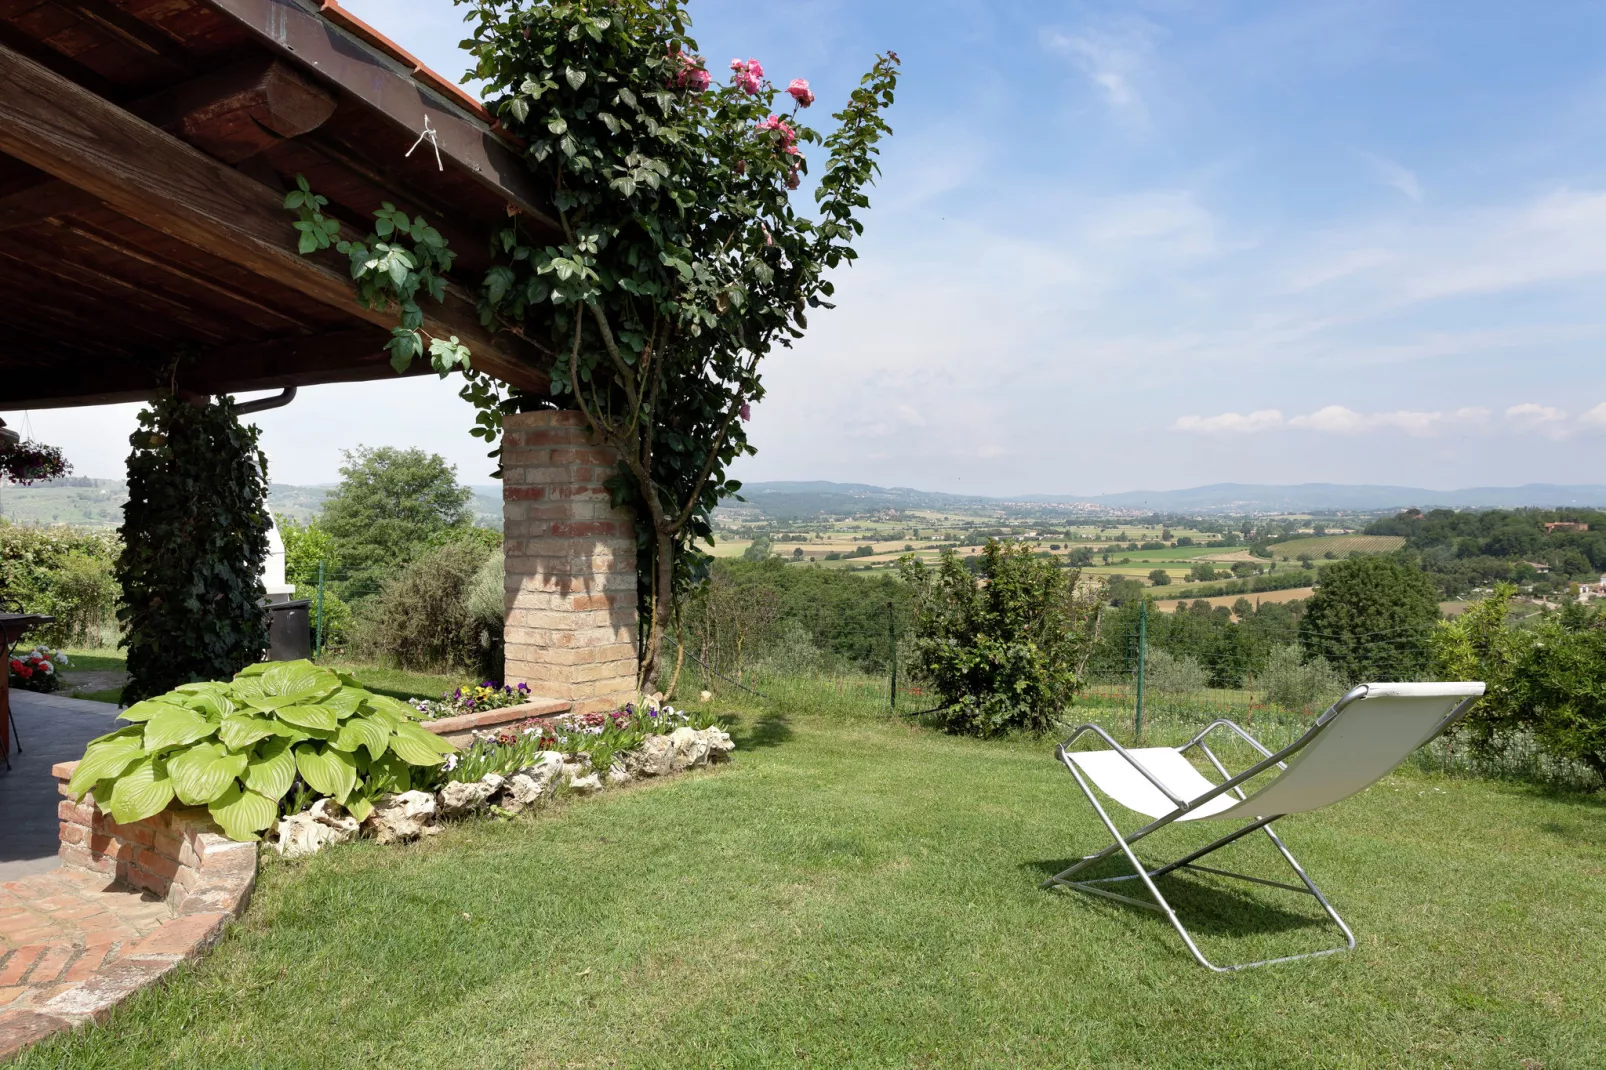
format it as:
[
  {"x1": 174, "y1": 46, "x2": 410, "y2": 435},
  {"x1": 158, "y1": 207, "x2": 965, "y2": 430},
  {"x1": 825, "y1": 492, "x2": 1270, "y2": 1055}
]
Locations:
[
  {"x1": 724, "y1": 481, "x2": 1606, "y2": 518},
  {"x1": 1, "y1": 480, "x2": 505, "y2": 529}
]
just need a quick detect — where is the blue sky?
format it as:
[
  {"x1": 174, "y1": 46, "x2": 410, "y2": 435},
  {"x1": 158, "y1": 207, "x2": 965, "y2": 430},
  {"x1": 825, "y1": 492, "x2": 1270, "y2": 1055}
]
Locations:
[{"x1": 9, "y1": 0, "x2": 1606, "y2": 493}]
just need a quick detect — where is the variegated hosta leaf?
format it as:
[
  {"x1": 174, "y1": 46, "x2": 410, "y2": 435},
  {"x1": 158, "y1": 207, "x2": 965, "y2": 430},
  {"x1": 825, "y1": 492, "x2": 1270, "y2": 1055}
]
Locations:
[
  {"x1": 117, "y1": 698, "x2": 191, "y2": 724},
  {"x1": 243, "y1": 737, "x2": 297, "y2": 800},
  {"x1": 168, "y1": 742, "x2": 250, "y2": 806},
  {"x1": 368, "y1": 694, "x2": 422, "y2": 722},
  {"x1": 209, "y1": 784, "x2": 277, "y2": 842},
  {"x1": 345, "y1": 794, "x2": 375, "y2": 823},
  {"x1": 107, "y1": 757, "x2": 175, "y2": 824},
  {"x1": 273, "y1": 703, "x2": 339, "y2": 732},
  {"x1": 388, "y1": 720, "x2": 456, "y2": 766},
  {"x1": 295, "y1": 744, "x2": 358, "y2": 803},
  {"x1": 362, "y1": 703, "x2": 400, "y2": 730},
  {"x1": 173, "y1": 689, "x2": 237, "y2": 718},
  {"x1": 330, "y1": 715, "x2": 390, "y2": 762},
  {"x1": 366, "y1": 751, "x2": 415, "y2": 795},
  {"x1": 142, "y1": 705, "x2": 218, "y2": 751},
  {"x1": 218, "y1": 714, "x2": 278, "y2": 752},
  {"x1": 325, "y1": 687, "x2": 374, "y2": 718},
  {"x1": 67, "y1": 728, "x2": 146, "y2": 797}
]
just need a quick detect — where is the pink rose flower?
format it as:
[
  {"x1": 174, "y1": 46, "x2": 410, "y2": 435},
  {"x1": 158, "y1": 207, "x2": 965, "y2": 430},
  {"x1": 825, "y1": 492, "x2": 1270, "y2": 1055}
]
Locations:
[
  {"x1": 731, "y1": 58, "x2": 764, "y2": 95},
  {"x1": 787, "y1": 79, "x2": 815, "y2": 107}
]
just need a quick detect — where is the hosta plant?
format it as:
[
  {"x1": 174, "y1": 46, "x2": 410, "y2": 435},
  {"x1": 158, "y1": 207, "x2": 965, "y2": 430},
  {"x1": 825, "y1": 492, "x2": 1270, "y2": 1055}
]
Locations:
[{"x1": 67, "y1": 660, "x2": 457, "y2": 841}]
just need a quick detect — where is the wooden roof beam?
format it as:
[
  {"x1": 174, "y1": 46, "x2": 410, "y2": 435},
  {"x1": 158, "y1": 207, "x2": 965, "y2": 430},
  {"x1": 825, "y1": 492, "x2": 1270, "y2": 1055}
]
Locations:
[
  {"x1": 2, "y1": 329, "x2": 419, "y2": 408},
  {"x1": 0, "y1": 39, "x2": 553, "y2": 394},
  {"x1": 133, "y1": 56, "x2": 338, "y2": 164},
  {"x1": 204, "y1": 0, "x2": 557, "y2": 231}
]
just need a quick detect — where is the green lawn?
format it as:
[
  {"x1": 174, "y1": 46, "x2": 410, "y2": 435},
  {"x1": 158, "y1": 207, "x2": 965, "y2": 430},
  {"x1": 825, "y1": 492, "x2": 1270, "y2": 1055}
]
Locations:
[{"x1": 19, "y1": 692, "x2": 1605, "y2": 1068}]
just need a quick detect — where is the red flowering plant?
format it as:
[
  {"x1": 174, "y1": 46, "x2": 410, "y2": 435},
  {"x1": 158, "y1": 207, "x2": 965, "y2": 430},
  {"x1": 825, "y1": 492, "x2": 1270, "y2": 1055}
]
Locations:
[
  {"x1": 457, "y1": 0, "x2": 899, "y2": 689},
  {"x1": 8, "y1": 647, "x2": 69, "y2": 694},
  {"x1": 0, "y1": 439, "x2": 71, "y2": 486}
]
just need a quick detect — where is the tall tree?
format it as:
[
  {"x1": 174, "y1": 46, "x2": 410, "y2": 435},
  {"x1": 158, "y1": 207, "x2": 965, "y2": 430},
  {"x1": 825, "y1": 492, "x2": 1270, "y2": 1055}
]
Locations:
[
  {"x1": 1298, "y1": 556, "x2": 1439, "y2": 683},
  {"x1": 320, "y1": 447, "x2": 473, "y2": 600}
]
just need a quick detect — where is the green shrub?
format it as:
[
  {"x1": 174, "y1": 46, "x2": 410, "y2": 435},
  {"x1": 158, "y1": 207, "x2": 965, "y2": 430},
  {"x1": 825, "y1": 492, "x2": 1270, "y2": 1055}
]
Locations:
[
  {"x1": 357, "y1": 541, "x2": 491, "y2": 672},
  {"x1": 296, "y1": 584, "x2": 354, "y2": 651},
  {"x1": 901, "y1": 540, "x2": 1097, "y2": 737},
  {"x1": 67, "y1": 660, "x2": 456, "y2": 840},
  {"x1": 1259, "y1": 644, "x2": 1342, "y2": 712},
  {"x1": 1433, "y1": 585, "x2": 1606, "y2": 787},
  {"x1": 0, "y1": 522, "x2": 121, "y2": 647},
  {"x1": 1144, "y1": 649, "x2": 1208, "y2": 695},
  {"x1": 1507, "y1": 624, "x2": 1606, "y2": 787}
]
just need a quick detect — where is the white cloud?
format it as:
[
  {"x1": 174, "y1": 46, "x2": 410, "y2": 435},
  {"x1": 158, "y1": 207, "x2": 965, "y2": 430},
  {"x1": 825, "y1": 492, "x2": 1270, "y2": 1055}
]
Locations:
[
  {"x1": 1176, "y1": 405, "x2": 1493, "y2": 437},
  {"x1": 1505, "y1": 402, "x2": 1570, "y2": 439},
  {"x1": 1044, "y1": 19, "x2": 1161, "y2": 126},
  {"x1": 1581, "y1": 403, "x2": 1606, "y2": 429},
  {"x1": 1359, "y1": 151, "x2": 1424, "y2": 203},
  {"x1": 1171, "y1": 410, "x2": 1285, "y2": 433}
]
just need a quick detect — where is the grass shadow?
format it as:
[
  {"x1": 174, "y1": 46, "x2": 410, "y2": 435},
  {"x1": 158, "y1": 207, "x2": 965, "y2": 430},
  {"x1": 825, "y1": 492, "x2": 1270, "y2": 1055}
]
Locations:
[
  {"x1": 1026, "y1": 855, "x2": 1327, "y2": 939},
  {"x1": 724, "y1": 708, "x2": 794, "y2": 751}
]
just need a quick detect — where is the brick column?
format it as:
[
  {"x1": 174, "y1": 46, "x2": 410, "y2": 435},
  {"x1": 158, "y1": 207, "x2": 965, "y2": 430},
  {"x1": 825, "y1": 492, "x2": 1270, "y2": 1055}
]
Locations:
[{"x1": 501, "y1": 411, "x2": 640, "y2": 713}]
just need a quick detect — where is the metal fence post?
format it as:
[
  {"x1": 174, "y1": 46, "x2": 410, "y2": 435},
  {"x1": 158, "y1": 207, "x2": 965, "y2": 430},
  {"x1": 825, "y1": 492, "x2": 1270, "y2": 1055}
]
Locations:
[
  {"x1": 1135, "y1": 598, "x2": 1147, "y2": 741},
  {"x1": 315, "y1": 559, "x2": 326, "y2": 658},
  {"x1": 888, "y1": 600, "x2": 898, "y2": 711}
]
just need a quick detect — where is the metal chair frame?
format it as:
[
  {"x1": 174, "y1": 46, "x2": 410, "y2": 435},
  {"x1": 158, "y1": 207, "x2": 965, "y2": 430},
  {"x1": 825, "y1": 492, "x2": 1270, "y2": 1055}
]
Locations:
[{"x1": 1042, "y1": 685, "x2": 1482, "y2": 972}]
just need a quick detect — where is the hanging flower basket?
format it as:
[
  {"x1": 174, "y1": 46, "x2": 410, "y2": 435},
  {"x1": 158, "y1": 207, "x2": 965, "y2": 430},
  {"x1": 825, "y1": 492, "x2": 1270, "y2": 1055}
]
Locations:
[{"x1": 0, "y1": 439, "x2": 72, "y2": 485}]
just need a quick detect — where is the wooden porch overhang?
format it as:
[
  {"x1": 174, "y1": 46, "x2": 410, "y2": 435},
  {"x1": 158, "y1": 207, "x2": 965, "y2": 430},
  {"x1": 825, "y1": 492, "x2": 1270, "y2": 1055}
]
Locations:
[{"x1": 0, "y1": 0, "x2": 555, "y2": 409}]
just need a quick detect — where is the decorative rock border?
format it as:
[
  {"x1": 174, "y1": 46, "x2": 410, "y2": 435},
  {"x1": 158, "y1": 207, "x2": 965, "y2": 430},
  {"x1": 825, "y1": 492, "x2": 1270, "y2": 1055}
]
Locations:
[{"x1": 0, "y1": 762, "x2": 258, "y2": 1062}]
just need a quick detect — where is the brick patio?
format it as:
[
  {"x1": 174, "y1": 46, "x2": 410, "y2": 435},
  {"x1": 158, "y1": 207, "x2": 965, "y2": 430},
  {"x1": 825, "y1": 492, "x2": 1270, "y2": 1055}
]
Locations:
[{"x1": 0, "y1": 763, "x2": 258, "y2": 1060}]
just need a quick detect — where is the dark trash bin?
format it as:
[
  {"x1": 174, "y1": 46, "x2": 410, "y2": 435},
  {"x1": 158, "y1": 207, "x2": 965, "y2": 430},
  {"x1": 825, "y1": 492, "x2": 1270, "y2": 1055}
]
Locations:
[{"x1": 264, "y1": 599, "x2": 312, "y2": 662}]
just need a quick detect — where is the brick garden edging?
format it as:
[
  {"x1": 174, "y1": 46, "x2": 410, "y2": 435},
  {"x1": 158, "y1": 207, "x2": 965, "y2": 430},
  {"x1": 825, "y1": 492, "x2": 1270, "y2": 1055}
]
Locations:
[
  {"x1": 422, "y1": 697, "x2": 572, "y2": 747},
  {"x1": 0, "y1": 761, "x2": 258, "y2": 1062}
]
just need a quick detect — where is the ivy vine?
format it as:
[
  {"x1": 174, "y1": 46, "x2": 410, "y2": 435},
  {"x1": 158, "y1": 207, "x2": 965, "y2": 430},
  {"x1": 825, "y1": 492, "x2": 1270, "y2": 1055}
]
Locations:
[{"x1": 118, "y1": 394, "x2": 272, "y2": 702}]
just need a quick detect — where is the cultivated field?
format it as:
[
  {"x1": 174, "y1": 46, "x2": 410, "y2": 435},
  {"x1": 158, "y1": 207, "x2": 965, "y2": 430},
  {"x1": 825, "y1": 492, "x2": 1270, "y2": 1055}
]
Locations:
[
  {"x1": 1155, "y1": 587, "x2": 1317, "y2": 612},
  {"x1": 1267, "y1": 534, "x2": 1405, "y2": 560}
]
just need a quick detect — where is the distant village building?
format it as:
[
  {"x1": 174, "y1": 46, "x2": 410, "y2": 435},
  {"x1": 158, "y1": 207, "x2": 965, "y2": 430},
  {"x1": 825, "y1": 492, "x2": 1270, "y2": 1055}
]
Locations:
[
  {"x1": 1545, "y1": 522, "x2": 1590, "y2": 534},
  {"x1": 1523, "y1": 561, "x2": 1552, "y2": 574},
  {"x1": 1579, "y1": 575, "x2": 1606, "y2": 602}
]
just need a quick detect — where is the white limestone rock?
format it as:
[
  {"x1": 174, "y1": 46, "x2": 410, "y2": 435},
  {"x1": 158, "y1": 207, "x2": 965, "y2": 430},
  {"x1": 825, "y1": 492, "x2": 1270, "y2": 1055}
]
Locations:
[
  {"x1": 272, "y1": 798, "x2": 359, "y2": 858},
  {"x1": 668, "y1": 726, "x2": 711, "y2": 772},
  {"x1": 568, "y1": 773, "x2": 604, "y2": 795},
  {"x1": 439, "y1": 774, "x2": 504, "y2": 819},
  {"x1": 702, "y1": 727, "x2": 736, "y2": 762},
  {"x1": 364, "y1": 790, "x2": 436, "y2": 845}
]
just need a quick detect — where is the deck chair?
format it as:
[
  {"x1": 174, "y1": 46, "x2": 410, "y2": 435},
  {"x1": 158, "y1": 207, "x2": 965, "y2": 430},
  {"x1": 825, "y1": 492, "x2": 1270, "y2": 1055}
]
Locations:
[{"x1": 1043, "y1": 682, "x2": 1485, "y2": 971}]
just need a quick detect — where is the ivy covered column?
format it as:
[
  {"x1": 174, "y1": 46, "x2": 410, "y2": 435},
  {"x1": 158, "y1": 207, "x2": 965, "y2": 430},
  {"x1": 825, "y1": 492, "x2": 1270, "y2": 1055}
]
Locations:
[{"x1": 118, "y1": 394, "x2": 271, "y2": 702}]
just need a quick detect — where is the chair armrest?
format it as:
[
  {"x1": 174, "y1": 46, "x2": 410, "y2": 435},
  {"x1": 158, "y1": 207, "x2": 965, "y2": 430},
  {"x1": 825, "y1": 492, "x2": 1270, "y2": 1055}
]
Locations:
[{"x1": 1181, "y1": 720, "x2": 1285, "y2": 769}]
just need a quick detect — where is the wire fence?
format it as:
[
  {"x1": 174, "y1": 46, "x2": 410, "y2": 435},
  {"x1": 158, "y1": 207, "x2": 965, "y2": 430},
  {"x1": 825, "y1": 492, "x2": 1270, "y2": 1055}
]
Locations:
[{"x1": 667, "y1": 593, "x2": 1599, "y2": 793}]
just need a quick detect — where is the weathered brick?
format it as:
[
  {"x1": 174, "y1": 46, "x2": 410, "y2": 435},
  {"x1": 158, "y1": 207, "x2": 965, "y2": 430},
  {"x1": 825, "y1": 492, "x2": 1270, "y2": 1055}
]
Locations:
[
  {"x1": 58, "y1": 845, "x2": 116, "y2": 875},
  {"x1": 57, "y1": 800, "x2": 96, "y2": 825},
  {"x1": 100, "y1": 819, "x2": 155, "y2": 848},
  {"x1": 133, "y1": 848, "x2": 181, "y2": 883},
  {"x1": 0, "y1": 1009, "x2": 72, "y2": 1062}
]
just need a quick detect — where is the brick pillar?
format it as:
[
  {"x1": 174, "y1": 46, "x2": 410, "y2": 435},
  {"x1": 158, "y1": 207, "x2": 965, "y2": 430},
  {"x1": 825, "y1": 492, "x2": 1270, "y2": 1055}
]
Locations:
[{"x1": 501, "y1": 411, "x2": 640, "y2": 713}]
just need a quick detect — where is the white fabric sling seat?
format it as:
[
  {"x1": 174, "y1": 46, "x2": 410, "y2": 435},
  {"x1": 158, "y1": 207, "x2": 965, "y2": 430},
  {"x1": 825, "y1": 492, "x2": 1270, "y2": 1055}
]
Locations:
[{"x1": 1044, "y1": 682, "x2": 1486, "y2": 972}]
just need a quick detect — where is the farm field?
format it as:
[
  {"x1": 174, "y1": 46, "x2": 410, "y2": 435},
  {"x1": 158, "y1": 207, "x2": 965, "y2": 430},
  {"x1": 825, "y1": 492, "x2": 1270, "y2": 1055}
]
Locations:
[
  {"x1": 1267, "y1": 534, "x2": 1405, "y2": 560},
  {"x1": 1154, "y1": 587, "x2": 1317, "y2": 612}
]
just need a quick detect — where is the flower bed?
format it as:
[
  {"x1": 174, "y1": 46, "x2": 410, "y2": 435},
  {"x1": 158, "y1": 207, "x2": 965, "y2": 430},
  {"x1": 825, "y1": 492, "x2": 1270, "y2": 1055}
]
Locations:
[
  {"x1": 273, "y1": 698, "x2": 733, "y2": 856},
  {"x1": 410, "y1": 681, "x2": 534, "y2": 721},
  {"x1": 8, "y1": 646, "x2": 68, "y2": 693}
]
